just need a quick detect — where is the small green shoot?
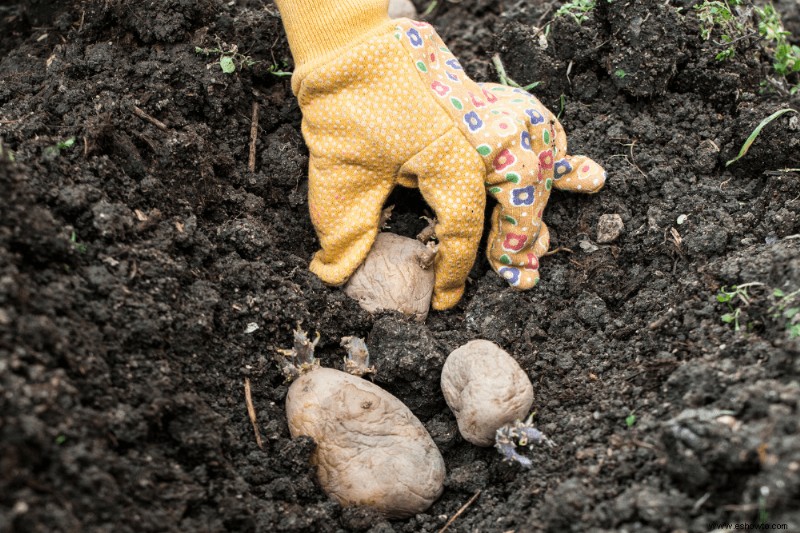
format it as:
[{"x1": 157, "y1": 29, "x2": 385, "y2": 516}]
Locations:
[
  {"x1": 195, "y1": 41, "x2": 260, "y2": 74},
  {"x1": 43, "y1": 136, "x2": 76, "y2": 159},
  {"x1": 726, "y1": 108, "x2": 798, "y2": 166},
  {"x1": 491, "y1": 54, "x2": 541, "y2": 91},
  {"x1": 219, "y1": 55, "x2": 236, "y2": 74},
  {"x1": 557, "y1": 94, "x2": 566, "y2": 119},
  {"x1": 716, "y1": 283, "x2": 762, "y2": 332},
  {"x1": 267, "y1": 63, "x2": 293, "y2": 77},
  {"x1": 614, "y1": 69, "x2": 626, "y2": 79},
  {"x1": 421, "y1": 0, "x2": 437, "y2": 17},
  {"x1": 555, "y1": 0, "x2": 596, "y2": 25},
  {"x1": 770, "y1": 288, "x2": 800, "y2": 338},
  {"x1": 695, "y1": 0, "x2": 744, "y2": 37},
  {"x1": 715, "y1": 44, "x2": 735, "y2": 62},
  {"x1": 70, "y1": 231, "x2": 87, "y2": 254},
  {"x1": 57, "y1": 137, "x2": 76, "y2": 150},
  {"x1": 55, "y1": 435, "x2": 67, "y2": 445},
  {"x1": 625, "y1": 412, "x2": 636, "y2": 428}
]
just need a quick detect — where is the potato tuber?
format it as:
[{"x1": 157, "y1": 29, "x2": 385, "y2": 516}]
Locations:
[
  {"x1": 278, "y1": 328, "x2": 445, "y2": 518},
  {"x1": 388, "y1": 0, "x2": 418, "y2": 19},
  {"x1": 440, "y1": 340, "x2": 534, "y2": 446},
  {"x1": 343, "y1": 233, "x2": 435, "y2": 322}
]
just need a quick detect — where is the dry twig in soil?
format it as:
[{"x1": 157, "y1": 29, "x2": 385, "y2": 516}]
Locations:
[
  {"x1": 132, "y1": 106, "x2": 168, "y2": 131},
  {"x1": 249, "y1": 101, "x2": 259, "y2": 172},
  {"x1": 438, "y1": 490, "x2": 481, "y2": 533},
  {"x1": 244, "y1": 377, "x2": 264, "y2": 450}
]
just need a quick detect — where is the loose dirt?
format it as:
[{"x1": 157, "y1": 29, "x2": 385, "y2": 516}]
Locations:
[{"x1": 2, "y1": 0, "x2": 799, "y2": 531}]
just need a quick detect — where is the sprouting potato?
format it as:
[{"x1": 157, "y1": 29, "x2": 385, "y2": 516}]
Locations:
[
  {"x1": 278, "y1": 330, "x2": 445, "y2": 518},
  {"x1": 343, "y1": 233, "x2": 435, "y2": 322},
  {"x1": 287, "y1": 368, "x2": 445, "y2": 518},
  {"x1": 440, "y1": 340, "x2": 534, "y2": 446}
]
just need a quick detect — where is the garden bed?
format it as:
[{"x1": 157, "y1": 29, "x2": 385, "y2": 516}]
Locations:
[{"x1": 1, "y1": 0, "x2": 799, "y2": 531}]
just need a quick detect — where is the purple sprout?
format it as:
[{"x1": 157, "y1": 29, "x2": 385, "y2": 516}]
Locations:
[
  {"x1": 495, "y1": 414, "x2": 555, "y2": 468},
  {"x1": 341, "y1": 336, "x2": 376, "y2": 377},
  {"x1": 274, "y1": 327, "x2": 320, "y2": 381}
]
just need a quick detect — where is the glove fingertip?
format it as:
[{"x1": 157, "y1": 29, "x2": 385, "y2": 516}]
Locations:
[{"x1": 431, "y1": 285, "x2": 465, "y2": 311}]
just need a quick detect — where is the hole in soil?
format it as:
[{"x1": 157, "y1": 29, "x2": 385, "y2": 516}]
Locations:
[{"x1": 384, "y1": 186, "x2": 434, "y2": 238}]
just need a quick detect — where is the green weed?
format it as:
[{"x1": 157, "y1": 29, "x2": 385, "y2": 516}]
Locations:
[
  {"x1": 195, "y1": 41, "x2": 264, "y2": 74},
  {"x1": 557, "y1": 94, "x2": 566, "y2": 119},
  {"x1": 756, "y1": 4, "x2": 800, "y2": 94},
  {"x1": 694, "y1": 0, "x2": 747, "y2": 61},
  {"x1": 491, "y1": 54, "x2": 541, "y2": 91},
  {"x1": 614, "y1": 69, "x2": 626, "y2": 79},
  {"x1": 758, "y1": 486, "x2": 770, "y2": 525},
  {"x1": 43, "y1": 136, "x2": 75, "y2": 159},
  {"x1": 625, "y1": 412, "x2": 636, "y2": 428},
  {"x1": 70, "y1": 231, "x2": 87, "y2": 254},
  {"x1": 716, "y1": 282, "x2": 762, "y2": 332},
  {"x1": 726, "y1": 108, "x2": 797, "y2": 166},
  {"x1": 770, "y1": 288, "x2": 800, "y2": 338},
  {"x1": 555, "y1": 0, "x2": 596, "y2": 25},
  {"x1": 266, "y1": 62, "x2": 292, "y2": 77}
]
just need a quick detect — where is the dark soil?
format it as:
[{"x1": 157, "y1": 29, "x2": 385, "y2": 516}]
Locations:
[{"x1": 2, "y1": 0, "x2": 800, "y2": 531}]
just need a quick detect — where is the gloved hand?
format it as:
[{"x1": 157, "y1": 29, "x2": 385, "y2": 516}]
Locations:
[{"x1": 274, "y1": 0, "x2": 606, "y2": 310}]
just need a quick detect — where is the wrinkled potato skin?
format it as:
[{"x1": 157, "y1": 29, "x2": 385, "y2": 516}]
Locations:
[
  {"x1": 343, "y1": 233, "x2": 434, "y2": 322},
  {"x1": 286, "y1": 368, "x2": 445, "y2": 518},
  {"x1": 441, "y1": 340, "x2": 534, "y2": 446}
]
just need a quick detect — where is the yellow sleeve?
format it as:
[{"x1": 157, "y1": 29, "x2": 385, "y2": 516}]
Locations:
[{"x1": 274, "y1": 0, "x2": 391, "y2": 69}]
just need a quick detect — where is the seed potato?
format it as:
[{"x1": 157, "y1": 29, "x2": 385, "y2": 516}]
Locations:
[
  {"x1": 388, "y1": 0, "x2": 418, "y2": 19},
  {"x1": 343, "y1": 233, "x2": 435, "y2": 321},
  {"x1": 441, "y1": 340, "x2": 534, "y2": 446},
  {"x1": 286, "y1": 367, "x2": 445, "y2": 518}
]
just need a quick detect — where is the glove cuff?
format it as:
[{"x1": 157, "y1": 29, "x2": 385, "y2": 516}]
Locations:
[{"x1": 274, "y1": 0, "x2": 391, "y2": 67}]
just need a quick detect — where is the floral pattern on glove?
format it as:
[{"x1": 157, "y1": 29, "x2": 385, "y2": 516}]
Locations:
[
  {"x1": 391, "y1": 20, "x2": 606, "y2": 293},
  {"x1": 510, "y1": 186, "x2": 535, "y2": 206},
  {"x1": 499, "y1": 267, "x2": 521, "y2": 286},
  {"x1": 464, "y1": 111, "x2": 483, "y2": 132},
  {"x1": 493, "y1": 149, "x2": 516, "y2": 171},
  {"x1": 431, "y1": 81, "x2": 451, "y2": 97},
  {"x1": 521, "y1": 130, "x2": 532, "y2": 151},
  {"x1": 503, "y1": 233, "x2": 528, "y2": 252},
  {"x1": 525, "y1": 108, "x2": 545, "y2": 125},
  {"x1": 524, "y1": 253, "x2": 539, "y2": 271},
  {"x1": 554, "y1": 158, "x2": 572, "y2": 179},
  {"x1": 406, "y1": 28, "x2": 423, "y2": 47}
]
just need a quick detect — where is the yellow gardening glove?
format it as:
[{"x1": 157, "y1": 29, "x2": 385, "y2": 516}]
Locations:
[{"x1": 274, "y1": 0, "x2": 606, "y2": 310}]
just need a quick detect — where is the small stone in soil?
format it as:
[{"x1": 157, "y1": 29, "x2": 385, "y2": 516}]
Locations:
[{"x1": 596, "y1": 214, "x2": 624, "y2": 244}]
